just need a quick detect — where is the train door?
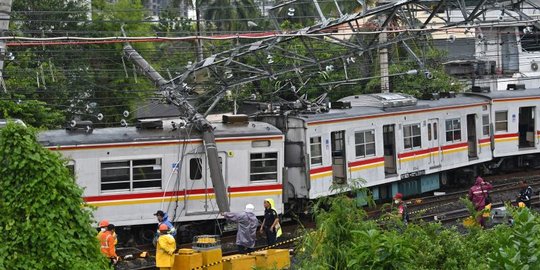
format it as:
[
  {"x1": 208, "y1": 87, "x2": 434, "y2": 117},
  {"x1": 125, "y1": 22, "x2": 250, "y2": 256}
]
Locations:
[
  {"x1": 184, "y1": 153, "x2": 227, "y2": 214},
  {"x1": 383, "y1": 124, "x2": 397, "y2": 176},
  {"x1": 518, "y1": 106, "x2": 535, "y2": 148},
  {"x1": 331, "y1": 130, "x2": 346, "y2": 185},
  {"x1": 467, "y1": 114, "x2": 478, "y2": 159},
  {"x1": 427, "y1": 119, "x2": 441, "y2": 168}
]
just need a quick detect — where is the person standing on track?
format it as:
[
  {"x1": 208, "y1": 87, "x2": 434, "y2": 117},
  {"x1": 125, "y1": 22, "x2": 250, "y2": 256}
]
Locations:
[
  {"x1": 221, "y1": 203, "x2": 259, "y2": 254},
  {"x1": 260, "y1": 198, "x2": 282, "y2": 246},
  {"x1": 156, "y1": 223, "x2": 176, "y2": 270},
  {"x1": 468, "y1": 176, "x2": 493, "y2": 227},
  {"x1": 153, "y1": 210, "x2": 176, "y2": 246},
  {"x1": 393, "y1": 193, "x2": 409, "y2": 225},
  {"x1": 99, "y1": 224, "x2": 119, "y2": 267}
]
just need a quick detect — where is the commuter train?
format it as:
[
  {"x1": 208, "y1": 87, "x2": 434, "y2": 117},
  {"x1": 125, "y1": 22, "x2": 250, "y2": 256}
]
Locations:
[{"x1": 38, "y1": 87, "x2": 540, "y2": 243}]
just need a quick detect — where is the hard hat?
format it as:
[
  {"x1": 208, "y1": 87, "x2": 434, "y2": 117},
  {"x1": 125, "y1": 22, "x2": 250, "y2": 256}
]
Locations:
[
  {"x1": 245, "y1": 204, "x2": 255, "y2": 212},
  {"x1": 518, "y1": 202, "x2": 526, "y2": 208},
  {"x1": 99, "y1": 219, "x2": 109, "y2": 228},
  {"x1": 159, "y1": 224, "x2": 169, "y2": 231}
]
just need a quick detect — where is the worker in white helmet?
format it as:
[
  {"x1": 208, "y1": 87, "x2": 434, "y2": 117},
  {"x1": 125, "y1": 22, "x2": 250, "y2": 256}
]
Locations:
[{"x1": 221, "y1": 204, "x2": 259, "y2": 254}]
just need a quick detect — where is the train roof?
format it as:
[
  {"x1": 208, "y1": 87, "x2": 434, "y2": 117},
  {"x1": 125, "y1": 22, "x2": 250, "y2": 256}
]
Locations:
[
  {"x1": 292, "y1": 93, "x2": 489, "y2": 123},
  {"x1": 464, "y1": 88, "x2": 540, "y2": 100},
  {"x1": 38, "y1": 121, "x2": 282, "y2": 147}
]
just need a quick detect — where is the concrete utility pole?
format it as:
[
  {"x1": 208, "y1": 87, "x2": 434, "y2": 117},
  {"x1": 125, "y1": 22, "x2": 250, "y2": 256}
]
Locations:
[
  {"x1": 123, "y1": 44, "x2": 230, "y2": 213},
  {"x1": 379, "y1": 15, "x2": 389, "y2": 93},
  {"x1": 0, "y1": 0, "x2": 12, "y2": 93}
]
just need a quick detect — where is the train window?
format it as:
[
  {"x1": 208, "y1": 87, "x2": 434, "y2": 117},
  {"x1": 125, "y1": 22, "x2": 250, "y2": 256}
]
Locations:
[
  {"x1": 433, "y1": 123, "x2": 438, "y2": 140},
  {"x1": 310, "y1": 137, "x2": 323, "y2": 165},
  {"x1": 403, "y1": 124, "x2": 421, "y2": 150},
  {"x1": 495, "y1": 111, "x2": 508, "y2": 132},
  {"x1": 252, "y1": 140, "x2": 271, "y2": 147},
  {"x1": 427, "y1": 124, "x2": 432, "y2": 141},
  {"x1": 189, "y1": 158, "x2": 203, "y2": 180},
  {"x1": 445, "y1": 119, "x2": 462, "y2": 142},
  {"x1": 355, "y1": 130, "x2": 375, "y2": 158},
  {"x1": 250, "y1": 152, "x2": 278, "y2": 182},
  {"x1": 482, "y1": 114, "x2": 490, "y2": 136},
  {"x1": 101, "y1": 158, "x2": 162, "y2": 192}
]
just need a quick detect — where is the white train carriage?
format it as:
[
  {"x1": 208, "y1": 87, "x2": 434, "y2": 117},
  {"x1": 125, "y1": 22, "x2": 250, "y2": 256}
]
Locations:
[
  {"x1": 257, "y1": 92, "x2": 494, "y2": 201},
  {"x1": 466, "y1": 89, "x2": 540, "y2": 169},
  {"x1": 38, "y1": 120, "x2": 284, "y2": 230}
]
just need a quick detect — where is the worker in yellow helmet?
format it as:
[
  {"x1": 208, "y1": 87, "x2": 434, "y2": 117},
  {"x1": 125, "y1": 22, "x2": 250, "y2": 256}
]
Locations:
[{"x1": 260, "y1": 198, "x2": 282, "y2": 246}]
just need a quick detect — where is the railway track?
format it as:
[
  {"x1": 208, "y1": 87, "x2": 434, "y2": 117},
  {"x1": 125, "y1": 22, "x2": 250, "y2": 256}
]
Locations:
[
  {"x1": 118, "y1": 216, "x2": 311, "y2": 270},
  {"x1": 367, "y1": 171, "x2": 540, "y2": 221},
  {"x1": 121, "y1": 172, "x2": 540, "y2": 269}
]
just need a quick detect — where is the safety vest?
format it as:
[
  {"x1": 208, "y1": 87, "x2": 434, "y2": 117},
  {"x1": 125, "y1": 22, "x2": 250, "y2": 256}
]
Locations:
[{"x1": 100, "y1": 231, "x2": 117, "y2": 258}]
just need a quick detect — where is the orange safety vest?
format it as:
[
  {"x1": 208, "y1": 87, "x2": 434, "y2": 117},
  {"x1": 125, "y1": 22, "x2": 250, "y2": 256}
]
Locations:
[{"x1": 100, "y1": 231, "x2": 117, "y2": 258}]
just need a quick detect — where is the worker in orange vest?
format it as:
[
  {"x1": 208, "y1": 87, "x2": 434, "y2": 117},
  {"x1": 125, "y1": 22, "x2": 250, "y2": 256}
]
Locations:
[
  {"x1": 156, "y1": 223, "x2": 176, "y2": 270},
  {"x1": 100, "y1": 224, "x2": 119, "y2": 266}
]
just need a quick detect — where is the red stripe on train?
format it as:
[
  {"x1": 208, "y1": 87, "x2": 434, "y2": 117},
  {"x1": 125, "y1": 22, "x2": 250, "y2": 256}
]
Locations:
[
  {"x1": 441, "y1": 142, "x2": 468, "y2": 150},
  {"x1": 83, "y1": 184, "x2": 283, "y2": 202},
  {"x1": 494, "y1": 133, "x2": 519, "y2": 139},
  {"x1": 309, "y1": 166, "x2": 332, "y2": 175},
  {"x1": 398, "y1": 147, "x2": 438, "y2": 159},
  {"x1": 348, "y1": 157, "x2": 385, "y2": 167}
]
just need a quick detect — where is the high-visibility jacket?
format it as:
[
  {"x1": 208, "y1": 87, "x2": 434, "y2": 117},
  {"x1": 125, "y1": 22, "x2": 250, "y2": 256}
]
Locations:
[
  {"x1": 156, "y1": 234, "x2": 176, "y2": 267},
  {"x1": 100, "y1": 231, "x2": 117, "y2": 258},
  {"x1": 97, "y1": 230, "x2": 118, "y2": 244}
]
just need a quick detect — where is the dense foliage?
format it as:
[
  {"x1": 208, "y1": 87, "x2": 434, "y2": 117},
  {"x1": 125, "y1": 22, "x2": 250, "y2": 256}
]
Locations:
[
  {"x1": 295, "y1": 193, "x2": 540, "y2": 269},
  {"x1": 0, "y1": 123, "x2": 109, "y2": 269}
]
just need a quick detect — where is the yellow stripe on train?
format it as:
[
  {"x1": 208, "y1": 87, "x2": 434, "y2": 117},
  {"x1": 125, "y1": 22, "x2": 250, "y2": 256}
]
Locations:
[
  {"x1": 442, "y1": 146, "x2": 468, "y2": 155},
  {"x1": 398, "y1": 153, "x2": 430, "y2": 162},
  {"x1": 495, "y1": 137, "x2": 518, "y2": 143},
  {"x1": 349, "y1": 162, "x2": 384, "y2": 173}
]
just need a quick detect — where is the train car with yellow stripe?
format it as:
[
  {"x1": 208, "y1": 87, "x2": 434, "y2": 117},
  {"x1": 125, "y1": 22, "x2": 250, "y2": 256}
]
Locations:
[
  {"x1": 467, "y1": 88, "x2": 540, "y2": 170},
  {"x1": 256, "y1": 89, "x2": 539, "y2": 204},
  {"x1": 38, "y1": 118, "x2": 284, "y2": 243}
]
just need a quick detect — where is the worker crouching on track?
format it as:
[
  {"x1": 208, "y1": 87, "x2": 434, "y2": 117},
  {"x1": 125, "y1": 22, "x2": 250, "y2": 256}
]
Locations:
[
  {"x1": 221, "y1": 203, "x2": 259, "y2": 254},
  {"x1": 100, "y1": 224, "x2": 119, "y2": 266},
  {"x1": 156, "y1": 223, "x2": 176, "y2": 270},
  {"x1": 516, "y1": 180, "x2": 533, "y2": 208}
]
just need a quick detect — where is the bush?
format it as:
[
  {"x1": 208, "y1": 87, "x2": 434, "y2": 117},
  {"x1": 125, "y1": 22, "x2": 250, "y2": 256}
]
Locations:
[
  {"x1": 294, "y1": 193, "x2": 540, "y2": 270},
  {"x1": 0, "y1": 122, "x2": 109, "y2": 269}
]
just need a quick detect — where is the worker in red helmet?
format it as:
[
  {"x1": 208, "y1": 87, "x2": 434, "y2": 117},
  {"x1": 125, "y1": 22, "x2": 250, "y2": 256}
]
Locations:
[
  {"x1": 156, "y1": 223, "x2": 176, "y2": 270},
  {"x1": 97, "y1": 219, "x2": 117, "y2": 245},
  {"x1": 393, "y1": 193, "x2": 409, "y2": 225},
  {"x1": 100, "y1": 224, "x2": 119, "y2": 266}
]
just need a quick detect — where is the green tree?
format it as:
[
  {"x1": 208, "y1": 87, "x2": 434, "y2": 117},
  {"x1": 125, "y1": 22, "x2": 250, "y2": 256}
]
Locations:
[
  {"x1": 0, "y1": 122, "x2": 109, "y2": 269},
  {"x1": 11, "y1": 0, "x2": 89, "y2": 37},
  {"x1": 366, "y1": 47, "x2": 463, "y2": 96},
  {"x1": 197, "y1": 0, "x2": 262, "y2": 33}
]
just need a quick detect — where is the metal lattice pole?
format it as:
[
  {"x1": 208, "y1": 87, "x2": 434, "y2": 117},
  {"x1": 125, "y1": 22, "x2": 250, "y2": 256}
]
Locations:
[{"x1": 0, "y1": 0, "x2": 12, "y2": 93}]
